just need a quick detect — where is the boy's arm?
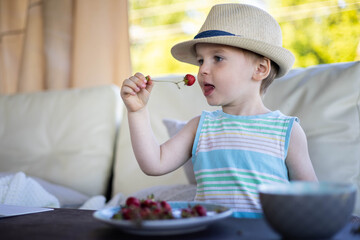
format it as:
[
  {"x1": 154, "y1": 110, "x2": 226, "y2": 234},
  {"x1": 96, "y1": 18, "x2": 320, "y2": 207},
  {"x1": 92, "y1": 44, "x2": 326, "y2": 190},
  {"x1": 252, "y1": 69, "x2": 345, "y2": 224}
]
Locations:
[
  {"x1": 286, "y1": 121, "x2": 318, "y2": 181},
  {"x1": 121, "y1": 72, "x2": 198, "y2": 176},
  {"x1": 128, "y1": 111, "x2": 199, "y2": 176}
]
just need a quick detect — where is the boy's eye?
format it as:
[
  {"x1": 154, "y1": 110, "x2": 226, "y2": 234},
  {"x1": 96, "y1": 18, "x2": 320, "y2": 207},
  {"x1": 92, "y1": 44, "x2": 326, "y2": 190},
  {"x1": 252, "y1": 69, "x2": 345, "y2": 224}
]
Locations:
[
  {"x1": 215, "y1": 56, "x2": 223, "y2": 62},
  {"x1": 197, "y1": 59, "x2": 204, "y2": 65}
]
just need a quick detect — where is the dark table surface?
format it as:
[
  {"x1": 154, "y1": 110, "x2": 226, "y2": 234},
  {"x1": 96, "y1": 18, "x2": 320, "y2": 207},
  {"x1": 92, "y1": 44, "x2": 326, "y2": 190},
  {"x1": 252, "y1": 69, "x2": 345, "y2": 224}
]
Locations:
[{"x1": 1, "y1": 208, "x2": 359, "y2": 240}]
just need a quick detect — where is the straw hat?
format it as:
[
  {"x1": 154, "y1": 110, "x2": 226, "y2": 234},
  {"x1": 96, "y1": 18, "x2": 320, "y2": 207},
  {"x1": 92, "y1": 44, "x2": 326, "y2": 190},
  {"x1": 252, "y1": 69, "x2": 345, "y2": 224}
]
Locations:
[{"x1": 171, "y1": 3, "x2": 295, "y2": 78}]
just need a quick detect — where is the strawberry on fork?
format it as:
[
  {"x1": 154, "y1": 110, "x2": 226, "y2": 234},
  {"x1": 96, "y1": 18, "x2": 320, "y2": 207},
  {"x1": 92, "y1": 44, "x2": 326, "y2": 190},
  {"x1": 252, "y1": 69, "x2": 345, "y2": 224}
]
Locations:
[{"x1": 145, "y1": 74, "x2": 196, "y2": 89}]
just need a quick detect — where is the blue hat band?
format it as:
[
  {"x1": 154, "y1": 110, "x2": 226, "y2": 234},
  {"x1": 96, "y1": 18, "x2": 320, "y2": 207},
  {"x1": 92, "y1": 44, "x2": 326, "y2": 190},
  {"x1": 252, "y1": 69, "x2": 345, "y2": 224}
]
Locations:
[{"x1": 194, "y1": 30, "x2": 235, "y2": 39}]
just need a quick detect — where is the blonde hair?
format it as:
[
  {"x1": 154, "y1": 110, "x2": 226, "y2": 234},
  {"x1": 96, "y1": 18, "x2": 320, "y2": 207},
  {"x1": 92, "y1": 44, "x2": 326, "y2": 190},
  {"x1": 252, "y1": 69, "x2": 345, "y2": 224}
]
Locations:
[
  {"x1": 260, "y1": 61, "x2": 279, "y2": 94},
  {"x1": 242, "y1": 49, "x2": 279, "y2": 95}
]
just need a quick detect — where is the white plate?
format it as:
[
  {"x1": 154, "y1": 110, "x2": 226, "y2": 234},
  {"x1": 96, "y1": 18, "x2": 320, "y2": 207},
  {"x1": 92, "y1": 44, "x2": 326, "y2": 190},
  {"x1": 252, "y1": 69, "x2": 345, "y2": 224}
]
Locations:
[{"x1": 93, "y1": 201, "x2": 233, "y2": 236}]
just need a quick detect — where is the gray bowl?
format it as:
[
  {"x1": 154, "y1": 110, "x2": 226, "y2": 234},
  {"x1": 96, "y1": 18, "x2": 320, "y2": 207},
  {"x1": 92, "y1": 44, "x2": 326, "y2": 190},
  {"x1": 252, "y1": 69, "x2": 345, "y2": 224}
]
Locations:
[{"x1": 258, "y1": 181, "x2": 356, "y2": 239}]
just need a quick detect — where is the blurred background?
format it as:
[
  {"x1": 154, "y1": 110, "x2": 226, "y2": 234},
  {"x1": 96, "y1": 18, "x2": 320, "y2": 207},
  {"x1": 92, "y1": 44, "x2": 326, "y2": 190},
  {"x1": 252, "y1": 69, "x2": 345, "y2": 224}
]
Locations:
[
  {"x1": 1, "y1": 0, "x2": 359, "y2": 94},
  {"x1": 130, "y1": 0, "x2": 360, "y2": 75}
]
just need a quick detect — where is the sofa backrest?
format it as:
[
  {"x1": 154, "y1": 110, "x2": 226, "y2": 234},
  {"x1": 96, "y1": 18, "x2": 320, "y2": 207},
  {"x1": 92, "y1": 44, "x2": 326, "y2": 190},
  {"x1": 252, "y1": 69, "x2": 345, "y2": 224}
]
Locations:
[{"x1": 0, "y1": 85, "x2": 122, "y2": 196}]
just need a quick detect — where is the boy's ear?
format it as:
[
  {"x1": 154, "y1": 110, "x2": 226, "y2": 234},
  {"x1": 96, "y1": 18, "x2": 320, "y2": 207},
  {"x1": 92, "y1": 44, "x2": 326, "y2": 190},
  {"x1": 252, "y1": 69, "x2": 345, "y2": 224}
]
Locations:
[{"x1": 253, "y1": 57, "x2": 271, "y2": 81}]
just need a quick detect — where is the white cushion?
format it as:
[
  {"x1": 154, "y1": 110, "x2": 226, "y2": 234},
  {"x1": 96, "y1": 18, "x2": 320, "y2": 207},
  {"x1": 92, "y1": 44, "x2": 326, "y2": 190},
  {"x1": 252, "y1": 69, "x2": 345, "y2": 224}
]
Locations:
[
  {"x1": 0, "y1": 85, "x2": 122, "y2": 196},
  {"x1": 263, "y1": 61, "x2": 360, "y2": 215},
  {"x1": 162, "y1": 118, "x2": 196, "y2": 185}
]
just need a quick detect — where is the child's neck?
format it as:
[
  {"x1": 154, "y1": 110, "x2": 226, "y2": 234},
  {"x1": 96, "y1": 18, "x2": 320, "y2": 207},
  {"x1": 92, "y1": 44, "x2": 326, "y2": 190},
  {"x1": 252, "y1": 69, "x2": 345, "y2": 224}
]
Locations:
[{"x1": 221, "y1": 100, "x2": 270, "y2": 116}]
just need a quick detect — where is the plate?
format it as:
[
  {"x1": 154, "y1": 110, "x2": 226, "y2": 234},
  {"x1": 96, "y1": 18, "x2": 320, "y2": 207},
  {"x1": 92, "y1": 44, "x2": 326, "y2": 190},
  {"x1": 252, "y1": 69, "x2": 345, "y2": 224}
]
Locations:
[{"x1": 93, "y1": 201, "x2": 233, "y2": 236}]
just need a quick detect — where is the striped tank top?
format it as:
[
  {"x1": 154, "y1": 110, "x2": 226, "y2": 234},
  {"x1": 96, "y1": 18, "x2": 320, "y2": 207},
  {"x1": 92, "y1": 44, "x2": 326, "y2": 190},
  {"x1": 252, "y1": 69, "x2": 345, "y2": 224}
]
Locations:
[{"x1": 192, "y1": 110, "x2": 298, "y2": 218}]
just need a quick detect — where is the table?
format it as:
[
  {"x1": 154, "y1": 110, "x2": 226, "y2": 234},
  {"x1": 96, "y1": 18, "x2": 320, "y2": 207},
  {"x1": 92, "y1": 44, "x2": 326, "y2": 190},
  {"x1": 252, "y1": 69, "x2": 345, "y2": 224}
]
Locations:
[{"x1": 0, "y1": 208, "x2": 359, "y2": 240}]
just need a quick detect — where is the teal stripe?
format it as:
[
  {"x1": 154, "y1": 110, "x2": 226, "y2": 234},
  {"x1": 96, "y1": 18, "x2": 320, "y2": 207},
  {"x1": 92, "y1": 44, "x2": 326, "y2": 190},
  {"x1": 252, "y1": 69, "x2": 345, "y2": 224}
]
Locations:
[
  {"x1": 193, "y1": 150, "x2": 289, "y2": 180},
  {"x1": 233, "y1": 211, "x2": 263, "y2": 218},
  {"x1": 197, "y1": 182, "x2": 258, "y2": 190},
  {"x1": 200, "y1": 127, "x2": 286, "y2": 138},
  {"x1": 203, "y1": 118, "x2": 290, "y2": 127},
  {"x1": 195, "y1": 170, "x2": 287, "y2": 183},
  {"x1": 196, "y1": 188, "x2": 258, "y2": 195},
  {"x1": 197, "y1": 176, "x2": 263, "y2": 185},
  {"x1": 196, "y1": 184, "x2": 259, "y2": 194}
]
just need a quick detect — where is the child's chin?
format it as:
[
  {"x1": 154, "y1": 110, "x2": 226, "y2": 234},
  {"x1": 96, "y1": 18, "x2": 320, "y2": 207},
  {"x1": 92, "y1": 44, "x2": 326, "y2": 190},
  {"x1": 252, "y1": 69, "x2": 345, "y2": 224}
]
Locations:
[{"x1": 206, "y1": 99, "x2": 221, "y2": 107}]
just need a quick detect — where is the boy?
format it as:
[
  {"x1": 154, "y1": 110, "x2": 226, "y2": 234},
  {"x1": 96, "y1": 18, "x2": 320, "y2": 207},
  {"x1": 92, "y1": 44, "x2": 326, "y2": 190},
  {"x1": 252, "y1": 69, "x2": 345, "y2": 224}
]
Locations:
[{"x1": 121, "y1": 3, "x2": 317, "y2": 218}]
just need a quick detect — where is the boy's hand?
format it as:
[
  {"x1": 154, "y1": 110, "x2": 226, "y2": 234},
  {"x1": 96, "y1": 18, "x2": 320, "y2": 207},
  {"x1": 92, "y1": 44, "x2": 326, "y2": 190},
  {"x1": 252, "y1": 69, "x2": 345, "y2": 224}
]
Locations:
[{"x1": 121, "y1": 72, "x2": 154, "y2": 112}]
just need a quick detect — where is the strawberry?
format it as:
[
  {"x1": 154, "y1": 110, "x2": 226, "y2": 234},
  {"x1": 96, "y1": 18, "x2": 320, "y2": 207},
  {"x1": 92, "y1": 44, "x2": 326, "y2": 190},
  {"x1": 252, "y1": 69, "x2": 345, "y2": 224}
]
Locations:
[
  {"x1": 140, "y1": 208, "x2": 151, "y2": 219},
  {"x1": 113, "y1": 196, "x2": 208, "y2": 221},
  {"x1": 160, "y1": 200, "x2": 172, "y2": 212},
  {"x1": 151, "y1": 207, "x2": 164, "y2": 220},
  {"x1": 120, "y1": 208, "x2": 133, "y2": 220},
  {"x1": 145, "y1": 74, "x2": 196, "y2": 89},
  {"x1": 193, "y1": 204, "x2": 207, "y2": 217},
  {"x1": 183, "y1": 74, "x2": 196, "y2": 86},
  {"x1": 126, "y1": 197, "x2": 140, "y2": 208},
  {"x1": 141, "y1": 199, "x2": 154, "y2": 209},
  {"x1": 180, "y1": 204, "x2": 207, "y2": 218}
]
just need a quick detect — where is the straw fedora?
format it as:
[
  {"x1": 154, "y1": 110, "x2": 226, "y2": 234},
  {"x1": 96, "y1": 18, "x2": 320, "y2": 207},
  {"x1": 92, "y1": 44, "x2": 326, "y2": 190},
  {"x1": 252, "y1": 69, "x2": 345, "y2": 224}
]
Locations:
[{"x1": 171, "y1": 3, "x2": 295, "y2": 78}]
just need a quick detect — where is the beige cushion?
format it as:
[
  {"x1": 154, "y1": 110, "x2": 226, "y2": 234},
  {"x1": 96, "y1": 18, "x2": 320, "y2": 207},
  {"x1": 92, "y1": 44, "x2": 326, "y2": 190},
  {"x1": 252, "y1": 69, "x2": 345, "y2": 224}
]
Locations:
[
  {"x1": 112, "y1": 75, "x2": 218, "y2": 196},
  {"x1": 0, "y1": 85, "x2": 122, "y2": 196},
  {"x1": 263, "y1": 61, "x2": 360, "y2": 215},
  {"x1": 162, "y1": 118, "x2": 196, "y2": 185}
]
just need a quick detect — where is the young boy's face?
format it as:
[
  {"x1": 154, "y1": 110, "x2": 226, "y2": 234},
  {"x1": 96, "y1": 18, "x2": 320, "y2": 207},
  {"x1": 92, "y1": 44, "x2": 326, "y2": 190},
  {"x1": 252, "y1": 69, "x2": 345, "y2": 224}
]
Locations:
[{"x1": 195, "y1": 43, "x2": 261, "y2": 108}]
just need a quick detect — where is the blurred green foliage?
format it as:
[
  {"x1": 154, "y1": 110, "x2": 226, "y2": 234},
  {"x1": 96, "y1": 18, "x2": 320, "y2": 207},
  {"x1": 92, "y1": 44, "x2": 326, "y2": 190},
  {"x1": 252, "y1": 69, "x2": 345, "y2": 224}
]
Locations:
[
  {"x1": 129, "y1": 0, "x2": 360, "y2": 75},
  {"x1": 273, "y1": 0, "x2": 360, "y2": 67}
]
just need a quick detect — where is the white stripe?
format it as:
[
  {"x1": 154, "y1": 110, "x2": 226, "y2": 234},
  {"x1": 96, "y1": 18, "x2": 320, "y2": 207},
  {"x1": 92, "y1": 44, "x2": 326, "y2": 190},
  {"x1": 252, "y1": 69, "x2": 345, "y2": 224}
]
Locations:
[
  {"x1": 197, "y1": 143, "x2": 283, "y2": 159},
  {"x1": 195, "y1": 167, "x2": 289, "y2": 182},
  {"x1": 195, "y1": 193, "x2": 260, "y2": 203},
  {"x1": 199, "y1": 134, "x2": 284, "y2": 145},
  {"x1": 195, "y1": 196, "x2": 260, "y2": 205},
  {"x1": 196, "y1": 177, "x2": 285, "y2": 186},
  {"x1": 196, "y1": 190, "x2": 259, "y2": 200},
  {"x1": 198, "y1": 136, "x2": 282, "y2": 151},
  {"x1": 196, "y1": 185, "x2": 258, "y2": 191},
  {"x1": 203, "y1": 117, "x2": 290, "y2": 125},
  {"x1": 199, "y1": 131, "x2": 285, "y2": 143},
  {"x1": 196, "y1": 183, "x2": 259, "y2": 192}
]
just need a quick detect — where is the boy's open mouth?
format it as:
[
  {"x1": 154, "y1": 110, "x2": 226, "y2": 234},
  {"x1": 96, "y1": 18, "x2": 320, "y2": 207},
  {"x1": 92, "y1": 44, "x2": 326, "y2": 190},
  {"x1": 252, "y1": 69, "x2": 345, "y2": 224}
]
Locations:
[{"x1": 204, "y1": 84, "x2": 215, "y2": 96}]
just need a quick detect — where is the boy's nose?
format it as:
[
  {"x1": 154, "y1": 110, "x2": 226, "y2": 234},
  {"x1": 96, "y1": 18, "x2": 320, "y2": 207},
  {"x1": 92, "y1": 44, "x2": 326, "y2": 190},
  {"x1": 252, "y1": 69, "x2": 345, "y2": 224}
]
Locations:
[{"x1": 199, "y1": 63, "x2": 210, "y2": 75}]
